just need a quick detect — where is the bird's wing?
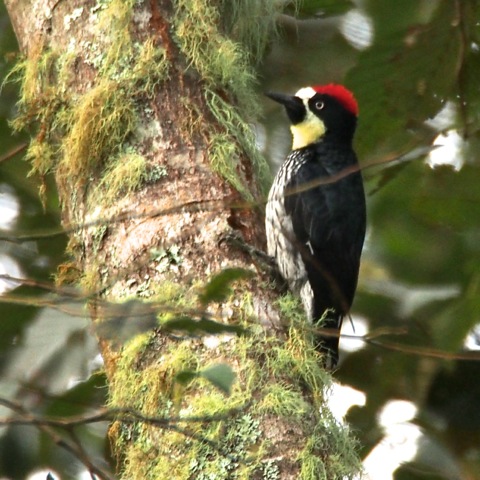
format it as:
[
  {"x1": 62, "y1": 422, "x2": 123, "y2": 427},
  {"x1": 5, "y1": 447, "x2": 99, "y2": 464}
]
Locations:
[{"x1": 284, "y1": 152, "x2": 364, "y2": 312}]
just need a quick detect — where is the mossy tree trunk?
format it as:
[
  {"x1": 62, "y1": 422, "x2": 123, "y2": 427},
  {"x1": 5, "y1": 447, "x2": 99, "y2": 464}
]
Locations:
[{"x1": 5, "y1": 0, "x2": 362, "y2": 478}]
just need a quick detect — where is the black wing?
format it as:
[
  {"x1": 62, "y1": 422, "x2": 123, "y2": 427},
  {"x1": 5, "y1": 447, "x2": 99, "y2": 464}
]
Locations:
[{"x1": 284, "y1": 146, "x2": 366, "y2": 320}]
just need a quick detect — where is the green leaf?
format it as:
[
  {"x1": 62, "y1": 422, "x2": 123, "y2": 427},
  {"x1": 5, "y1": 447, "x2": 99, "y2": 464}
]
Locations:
[
  {"x1": 163, "y1": 316, "x2": 246, "y2": 336},
  {"x1": 432, "y1": 294, "x2": 480, "y2": 352},
  {"x1": 94, "y1": 299, "x2": 158, "y2": 345},
  {"x1": 198, "y1": 268, "x2": 254, "y2": 306},
  {"x1": 200, "y1": 364, "x2": 236, "y2": 395},
  {"x1": 45, "y1": 373, "x2": 107, "y2": 417},
  {"x1": 175, "y1": 364, "x2": 236, "y2": 395},
  {"x1": 175, "y1": 370, "x2": 198, "y2": 385}
]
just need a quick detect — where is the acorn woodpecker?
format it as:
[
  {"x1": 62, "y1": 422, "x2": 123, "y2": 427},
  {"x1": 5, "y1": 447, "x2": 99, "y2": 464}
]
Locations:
[{"x1": 265, "y1": 84, "x2": 366, "y2": 369}]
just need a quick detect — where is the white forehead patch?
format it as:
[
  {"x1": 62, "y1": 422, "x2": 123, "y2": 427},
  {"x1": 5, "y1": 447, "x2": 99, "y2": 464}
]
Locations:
[{"x1": 294, "y1": 86, "x2": 316, "y2": 100}]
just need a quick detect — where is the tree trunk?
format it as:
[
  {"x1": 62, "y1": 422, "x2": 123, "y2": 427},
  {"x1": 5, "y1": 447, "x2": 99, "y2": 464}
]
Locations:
[{"x1": 5, "y1": 0, "x2": 362, "y2": 478}]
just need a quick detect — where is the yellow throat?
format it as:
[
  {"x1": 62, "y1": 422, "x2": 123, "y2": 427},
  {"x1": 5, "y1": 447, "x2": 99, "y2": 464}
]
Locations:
[
  {"x1": 289, "y1": 88, "x2": 326, "y2": 150},
  {"x1": 290, "y1": 112, "x2": 326, "y2": 150}
]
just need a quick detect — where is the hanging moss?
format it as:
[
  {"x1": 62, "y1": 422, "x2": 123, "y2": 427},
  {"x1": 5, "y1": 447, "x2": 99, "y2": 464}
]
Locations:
[
  {"x1": 173, "y1": 0, "x2": 276, "y2": 197},
  {"x1": 220, "y1": 0, "x2": 279, "y2": 63},
  {"x1": 59, "y1": 80, "x2": 136, "y2": 181},
  {"x1": 8, "y1": 0, "x2": 276, "y2": 203},
  {"x1": 205, "y1": 88, "x2": 271, "y2": 200},
  {"x1": 95, "y1": 150, "x2": 147, "y2": 203},
  {"x1": 8, "y1": 0, "x2": 169, "y2": 201},
  {"x1": 173, "y1": 0, "x2": 258, "y2": 113}
]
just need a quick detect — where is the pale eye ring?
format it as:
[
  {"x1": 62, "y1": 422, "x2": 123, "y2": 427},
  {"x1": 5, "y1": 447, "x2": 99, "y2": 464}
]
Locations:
[{"x1": 315, "y1": 101, "x2": 325, "y2": 110}]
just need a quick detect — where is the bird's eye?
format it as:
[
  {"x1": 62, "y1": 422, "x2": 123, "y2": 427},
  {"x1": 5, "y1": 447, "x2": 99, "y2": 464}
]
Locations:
[{"x1": 315, "y1": 101, "x2": 325, "y2": 110}]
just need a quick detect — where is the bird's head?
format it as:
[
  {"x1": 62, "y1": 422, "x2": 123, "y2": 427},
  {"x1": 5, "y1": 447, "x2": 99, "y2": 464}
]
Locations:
[{"x1": 266, "y1": 84, "x2": 358, "y2": 150}]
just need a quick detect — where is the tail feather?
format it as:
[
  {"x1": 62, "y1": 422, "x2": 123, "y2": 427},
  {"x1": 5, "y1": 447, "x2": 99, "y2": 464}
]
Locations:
[
  {"x1": 314, "y1": 310, "x2": 343, "y2": 369},
  {"x1": 312, "y1": 286, "x2": 344, "y2": 368},
  {"x1": 300, "y1": 278, "x2": 346, "y2": 369}
]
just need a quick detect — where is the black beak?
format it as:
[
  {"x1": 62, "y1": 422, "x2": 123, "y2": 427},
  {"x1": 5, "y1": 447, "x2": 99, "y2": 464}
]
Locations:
[{"x1": 265, "y1": 92, "x2": 306, "y2": 124}]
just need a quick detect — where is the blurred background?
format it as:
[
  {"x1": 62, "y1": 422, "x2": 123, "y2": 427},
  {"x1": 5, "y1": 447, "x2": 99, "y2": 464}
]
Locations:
[{"x1": 1, "y1": 0, "x2": 480, "y2": 478}]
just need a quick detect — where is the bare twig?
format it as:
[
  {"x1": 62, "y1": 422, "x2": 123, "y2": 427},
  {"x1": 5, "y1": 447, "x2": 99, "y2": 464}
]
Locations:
[
  {"x1": 0, "y1": 400, "x2": 250, "y2": 469},
  {"x1": 0, "y1": 398, "x2": 115, "y2": 480},
  {"x1": 0, "y1": 143, "x2": 27, "y2": 164},
  {"x1": 0, "y1": 147, "x2": 433, "y2": 245}
]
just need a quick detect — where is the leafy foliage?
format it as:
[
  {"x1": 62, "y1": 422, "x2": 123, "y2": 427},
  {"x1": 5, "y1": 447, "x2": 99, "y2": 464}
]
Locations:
[
  {"x1": 176, "y1": 363, "x2": 236, "y2": 395},
  {"x1": 198, "y1": 267, "x2": 254, "y2": 305},
  {"x1": 164, "y1": 316, "x2": 246, "y2": 336}
]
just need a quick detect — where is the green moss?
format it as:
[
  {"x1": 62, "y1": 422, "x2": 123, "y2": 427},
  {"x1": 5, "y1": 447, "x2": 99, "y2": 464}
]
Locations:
[
  {"x1": 95, "y1": 0, "x2": 137, "y2": 73},
  {"x1": 206, "y1": 89, "x2": 271, "y2": 199},
  {"x1": 257, "y1": 383, "x2": 310, "y2": 419},
  {"x1": 186, "y1": 386, "x2": 232, "y2": 418},
  {"x1": 149, "y1": 280, "x2": 186, "y2": 306},
  {"x1": 131, "y1": 39, "x2": 171, "y2": 99},
  {"x1": 209, "y1": 132, "x2": 248, "y2": 199},
  {"x1": 275, "y1": 291, "x2": 306, "y2": 323},
  {"x1": 6, "y1": 48, "x2": 70, "y2": 180},
  {"x1": 110, "y1": 334, "x2": 198, "y2": 412},
  {"x1": 174, "y1": 0, "x2": 256, "y2": 107},
  {"x1": 5, "y1": 45, "x2": 59, "y2": 107},
  {"x1": 271, "y1": 293, "x2": 331, "y2": 398},
  {"x1": 97, "y1": 150, "x2": 147, "y2": 202},
  {"x1": 25, "y1": 139, "x2": 58, "y2": 178},
  {"x1": 221, "y1": 0, "x2": 279, "y2": 63},
  {"x1": 299, "y1": 421, "x2": 362, "y2": 480},
  {"x1": 79, "y1": 267, "x2": 102, "y2": 293},
  {"x1": 188, "y1": 413, "x2": 262, "y2": 479},
  {"x1": 9, "y1": 0, "x2": 169, "y2": 202},
  {"x1": 149, "y1": 278, "x2": 200, "y2": 326},
  {"x1": 108, "y1": 309, "x2": 361, "y2": 479},
  {"x1": 61, "y1": 80, "x2": 137, "y2": 181},
  {"x1": 173, "y1": 0, "x2": 275, "y2": 197}
]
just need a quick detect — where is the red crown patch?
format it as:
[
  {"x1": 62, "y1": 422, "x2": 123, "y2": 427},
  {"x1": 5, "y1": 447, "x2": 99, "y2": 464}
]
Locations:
[{"x1": 313, "y1": 84, "x2": 358, "y2": 116}]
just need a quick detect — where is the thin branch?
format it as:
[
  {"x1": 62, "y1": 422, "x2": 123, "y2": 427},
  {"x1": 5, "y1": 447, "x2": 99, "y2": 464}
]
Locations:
[
  {"x1": 0, "y1": 400, "x2": 250, "y2": 466},
  {"x1": 0, "y1": 147, "x2": 434, "y2": 245},
  {"x1": 454, "y1": 0, "x2": 470, "y2": 138},
  {"x1": 0, "y1": 197, "x2": 229, "y2": 243},
  {"x1": 366, "y1": 335, "x2": 480, "y2": 361},
  {"x1": 0, "y1": 398, "x2": 115, "y2": 480},
  {"x1": 306, "y1": 325, "x2": 480, "y2": 362},
  {"x1": 1, "y1": 271, "x2": 478, "y2": 362},
  {"x1": 0, "y1": 143, "x2": 27, "y2": 164},
  {"x1": 0, "y1": 402, "x2": 248, "y2": 429}
]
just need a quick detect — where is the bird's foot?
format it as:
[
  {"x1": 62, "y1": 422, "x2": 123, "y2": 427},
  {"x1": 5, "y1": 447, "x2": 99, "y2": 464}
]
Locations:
[{"x1": 218, "y1": 230, "x2": 286, "y2": 290}]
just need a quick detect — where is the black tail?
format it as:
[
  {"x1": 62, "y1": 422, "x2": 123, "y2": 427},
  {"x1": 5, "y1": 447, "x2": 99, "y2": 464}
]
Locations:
[
  {"x1": 304, "y1": 250, "x2": 356, "y2": 369},
  {"x1": 306, "y1": 257, "x2": 355, "y2": 369},
  {"x1": 313, "y1": 308, "x2": 343, "y2": 369}
]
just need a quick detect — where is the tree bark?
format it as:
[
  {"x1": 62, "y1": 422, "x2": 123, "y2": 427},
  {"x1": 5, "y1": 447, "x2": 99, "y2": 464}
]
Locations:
[{"x1": 5, "y1": 0, "x2": 362, "y2": 478}]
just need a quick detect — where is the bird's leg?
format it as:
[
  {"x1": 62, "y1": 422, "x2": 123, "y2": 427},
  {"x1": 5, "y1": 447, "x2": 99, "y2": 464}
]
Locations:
[{"x1": 218, "y1": 230, "x2": 287, "y2": 290}]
